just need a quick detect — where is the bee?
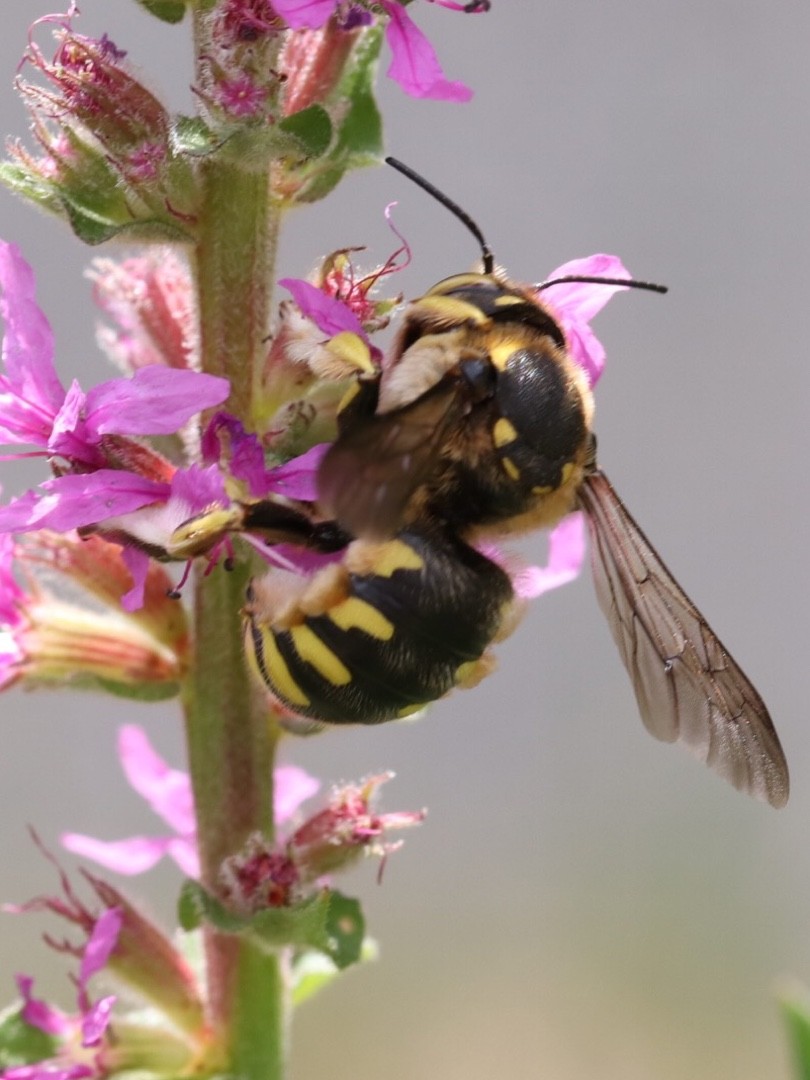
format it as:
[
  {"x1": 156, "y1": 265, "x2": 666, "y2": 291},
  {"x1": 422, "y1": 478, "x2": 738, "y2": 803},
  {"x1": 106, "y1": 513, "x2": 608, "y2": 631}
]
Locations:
[{"x1": 176, "y1": 159, "x2": 788, "y2": 807}]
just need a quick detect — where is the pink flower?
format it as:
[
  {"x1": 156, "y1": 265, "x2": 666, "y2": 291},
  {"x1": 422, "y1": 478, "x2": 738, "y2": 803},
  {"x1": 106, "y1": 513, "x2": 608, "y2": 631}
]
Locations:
[
  {"x1": 61, "y1": 725, "x2": 320, "y2": 879},
  {"x1": 1, "y1": 908, "x2": 122, "y2": 1080},
  {"x1": 87, "y1": 251, "x2": 198, "y2": 373},
  {"x1": 272, "y1": 0, "x2": 476, "y2": 101},
  {"x1": 279, "y1": 277, "x2": 368, "y2": 339},
  {"x1": 380, "y1": 0, "x2": 472, "y2": 101},
  {"x1": 222, "y1": 773, "x2": 425, "y2": 911},
  {"x1": 0, "y1": 531, "x2": 187, "y2": 691},
  {"x1": 540, "y1": 253, "x2": 633, "y2": 388},
  {"x1": 509, "y1": 512, "x2": 587, "y2": 600},
  {"x1": 0, "y1": 241, "x2": 229, "y2": 531}
]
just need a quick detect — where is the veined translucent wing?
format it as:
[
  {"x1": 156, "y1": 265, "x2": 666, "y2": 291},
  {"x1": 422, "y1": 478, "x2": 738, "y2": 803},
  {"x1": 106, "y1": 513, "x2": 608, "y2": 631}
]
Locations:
[
  {"x1": 579, "y1": 469, "x2": 789, "y2": 807},
  {"x1": 317, "y1": 378, "x2": 465, "y2": 540}
]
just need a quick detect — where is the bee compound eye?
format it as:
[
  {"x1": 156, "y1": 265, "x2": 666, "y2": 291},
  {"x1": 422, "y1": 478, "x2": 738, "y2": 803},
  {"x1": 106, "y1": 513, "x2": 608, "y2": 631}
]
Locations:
[{"x1": 459, "y1": 356, "x2": 496, "y2": 401}]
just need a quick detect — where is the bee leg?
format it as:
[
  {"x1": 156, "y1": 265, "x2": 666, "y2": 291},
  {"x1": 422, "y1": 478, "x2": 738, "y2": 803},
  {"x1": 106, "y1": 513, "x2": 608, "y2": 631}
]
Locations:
[{"x1": 242, "y1": 501, "x2": 353, "y2": 552}]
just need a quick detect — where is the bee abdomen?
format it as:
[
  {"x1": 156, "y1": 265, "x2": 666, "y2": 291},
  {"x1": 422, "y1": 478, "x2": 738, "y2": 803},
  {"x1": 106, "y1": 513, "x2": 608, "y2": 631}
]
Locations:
[{"x1": 245, "y1": 527, "x2": 514, "y2": 724}]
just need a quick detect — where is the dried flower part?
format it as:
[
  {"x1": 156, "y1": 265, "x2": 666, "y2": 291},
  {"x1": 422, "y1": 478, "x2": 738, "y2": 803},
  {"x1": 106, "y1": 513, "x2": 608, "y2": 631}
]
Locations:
[
  {"x1": 6, "y1": 12, "x2": 202, "y2": 238},
  {"x1": 195, "y1": 0, "x2": 286, "y2": 123},
  {"x1": 290, "y1": 773, "x2": 425, "y2": 882},
  {"x1": 221, "y1": 773, "x2": 424, "y2": 912}
]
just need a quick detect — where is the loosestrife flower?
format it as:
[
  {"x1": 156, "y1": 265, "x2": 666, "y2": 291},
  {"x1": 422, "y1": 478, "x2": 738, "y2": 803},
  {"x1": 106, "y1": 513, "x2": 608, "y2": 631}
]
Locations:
[
  {"x1": 0, "y1": 531, "x2": 187, "y2": 691},
  {"x1": 62, "y1": 725, "x2": 321, "y2": 878},
  {"x1": 0, "y1": 241, "x2": 339, "y2": 605},
  {"x1": 61, "y1": 725, "x2": 423, "y2": 911},
  {"x1": 272, "y1": 0, "x2": 483, "y2": 101},
  {"x1": 4, "y1": 846, "x2": 207, "y2": 1076},
  {"x1": 2, "y1": 907, "x2": 122, "y2": 1080},
  {"x1": 223, "y1": 772, "x2": 426, "y2": 912}
]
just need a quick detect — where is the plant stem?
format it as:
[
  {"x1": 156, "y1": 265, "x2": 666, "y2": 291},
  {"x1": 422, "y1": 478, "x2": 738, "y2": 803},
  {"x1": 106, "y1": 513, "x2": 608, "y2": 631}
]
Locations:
[{"x1": 184, "y1": 10, "x2": 288, "y2": 1071}]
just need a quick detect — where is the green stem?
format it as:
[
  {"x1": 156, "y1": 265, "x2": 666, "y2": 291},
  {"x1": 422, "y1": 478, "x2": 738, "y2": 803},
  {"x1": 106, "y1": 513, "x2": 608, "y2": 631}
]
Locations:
[
  {"x1": 195, "y1": 159, "x2": 280, "y2": 425},
  {"x1": 183, "y1": 10, "x2": 289, "y2": 1074},
  {"x1": 183, "y1": 565, "x2": 288, "y2": 1077}
]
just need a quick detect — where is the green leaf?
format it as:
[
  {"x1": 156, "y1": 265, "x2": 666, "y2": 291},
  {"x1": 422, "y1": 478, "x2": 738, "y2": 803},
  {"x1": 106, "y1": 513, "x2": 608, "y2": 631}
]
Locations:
[
  {"x1": 782, "y1": 989, "x2": 810, "y2": 1080},
  {"x1": 177, "y1": 882, "x2": 365, "y2": 969},
  {"x1": 289, "y1": 27, "x2": 384, "y2": 204},
  {"x1": 132, "y1": 0, "x2": 188, "y2": 23},
  {"x1": 0, "y1": 164, "x2": 62, "y2": 217},
  {"x1": 94, "y1": 677, "x2": 181, "y2": 703},
  {"x1": 323, "y1": 891, "x2": 365, "y2": 970},
  {"x1": 60, "y1": 199, "x2": 193, "y2": 246},
  {"x1": 0, "y1": 1004, "x2": 57, "y2": 1070},
  {"x1": 171, "y1": 116, "x2": 219, "y2": 158},
  {"x1": 278, "y1": 106, "x2": 333, "y2": 161}
]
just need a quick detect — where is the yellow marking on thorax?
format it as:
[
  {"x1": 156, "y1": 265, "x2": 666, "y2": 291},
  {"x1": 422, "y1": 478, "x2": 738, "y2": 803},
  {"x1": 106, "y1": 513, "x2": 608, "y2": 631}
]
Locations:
[
  {"x1": 329, "y1": 597, "x2": 394, "y2": 641},
  {"x1": 501, "y1": 457, "x2": 521, "y2": 481},
  {"x1": 252, "y1": 625, "x2": 310, "y2": 706},
  {"x1": 290, "y1": 624, "x2": 352, "y2": 686},
  {"x1": 426, "y1": 272, "x2": 491, "y2": 294},
  {"x1": 493, "y1": 416, "x2": 518, "y2": 448},
  {"x1": 413, "y1": 295, "x2": 490, "y2": 327},
  {"x1": 371, "y1": 539, "x2": 424, "y2": 577},
  {"x1": 493, "y1": 294, "x2": 524, "y2": 307},
  {"x1": 488, "y1": 340, "x2": 519, "y2": 371}
]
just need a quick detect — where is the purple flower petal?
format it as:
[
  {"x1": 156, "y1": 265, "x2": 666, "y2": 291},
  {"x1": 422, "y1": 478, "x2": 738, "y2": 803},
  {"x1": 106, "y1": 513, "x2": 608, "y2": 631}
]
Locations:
[
  {"x1": 543, "y1": 254, "x2": 631, "y2": 322},
  {"x1": 117, "y1": 725, "x2": 196, "y2": 835},
  {"x1": 119, "y1": 545, "x2": 150, "y2": 612},
  {"x1": 61, "y1": 833, "x2": 176, "y2": 875},
  {"x1": 16, "y1": 975, "x2": 68, "y2": 1037},
  {"x1": 0, "y1": 472, "x2": 170, "y2": 533},
  {"x1": 166, "y1": 837, "x2": 200, "y2": 878},
  {"x1": 3, "y1": 1065, "x2": 94, "y2": 1080},
  {"x1": 80, "y1": 995, "x2": 115, "y2": 1048},
  {"x1": 78, "y1": 908, "x2": 122, "y2": 990},
  {"x1": 279, "y1": 279, "x2": 366, "y2": 338},
  {"x1": 0, "y1": 241, "x2": 65, "y2": 417},
  {"x1": 271, "y1": 0, "x2": 337, "y2": 29},
  {"x1": 381, "y1": 1, "x2": 473, "y2": 102},
  {"x1": 84, "y1": 367, "x2": 230, "y2": 438},
  {"x1": 541, "y1": 255, "x2": 631, "y2": 387},
  {"x1": 274, "y1": 765, "x2": 320, "y2": 824},
  {"x1": 48, "y1": 380, "x2": 96, "y2": 463},
  {"x1": 266, "y1": 443, "x2": 329, "y2": 501},
  {"x1": 202, "y1": 412, "x2": 269, "y2": 496},
  {"x1": 511, "y1": 512, "x2": 586, "y2": 599}
]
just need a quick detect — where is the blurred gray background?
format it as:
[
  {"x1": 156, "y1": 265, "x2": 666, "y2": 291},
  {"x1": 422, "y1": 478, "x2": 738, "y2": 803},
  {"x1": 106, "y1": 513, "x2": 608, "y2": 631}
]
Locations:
[{"x1": 1, "y1": 3, "x2": 809, "y2": 1078}]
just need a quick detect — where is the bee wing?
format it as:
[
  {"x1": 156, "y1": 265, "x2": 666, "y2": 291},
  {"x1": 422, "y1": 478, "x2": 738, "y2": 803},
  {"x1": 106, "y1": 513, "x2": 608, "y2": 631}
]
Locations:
[
  {"x1": 318, "y1": 379, "x2": 465, "y2": 539},
  {"x1": 578, "y1": 469, "x2": 789, "y2": 808}
]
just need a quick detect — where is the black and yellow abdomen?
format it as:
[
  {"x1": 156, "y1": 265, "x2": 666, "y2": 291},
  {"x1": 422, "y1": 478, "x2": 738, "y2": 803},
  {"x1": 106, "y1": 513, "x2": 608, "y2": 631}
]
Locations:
[{"x1": 244, "y1": 527, "x2": 514, "y2": 724}]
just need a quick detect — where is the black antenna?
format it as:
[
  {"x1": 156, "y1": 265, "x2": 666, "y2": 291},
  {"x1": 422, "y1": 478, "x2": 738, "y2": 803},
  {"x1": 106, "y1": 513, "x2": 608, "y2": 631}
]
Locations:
[
  {"x1": 385, "y1": 156, "x2": 494, "y2": 275},
  {"x1": 538, "y1": 274, "x2": 668, "y2": 295}
]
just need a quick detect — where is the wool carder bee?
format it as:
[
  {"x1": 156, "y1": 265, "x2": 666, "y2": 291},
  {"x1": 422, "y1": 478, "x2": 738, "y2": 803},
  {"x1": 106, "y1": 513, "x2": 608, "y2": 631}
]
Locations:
[{"x1": 175, "y1": 159, "x2": 789, "y2": 807}]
